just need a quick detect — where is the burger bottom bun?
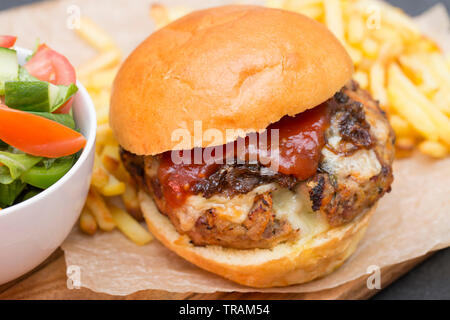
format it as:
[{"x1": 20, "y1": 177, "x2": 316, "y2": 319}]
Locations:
[{"x1": 139, "y1": 191, "x2": 375, "y2": 288}]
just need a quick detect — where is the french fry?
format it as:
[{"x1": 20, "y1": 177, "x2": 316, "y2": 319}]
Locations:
[
  {"x1": 280, "y1": 0, "x2": 324, "y2": 15},
  {"x1": 371, "y1": 27, "x2": 402, "y2": 46},
  {"x1": 109, "y1": 205, "x2": 153, "y2": 245},
  {"x1": 100, "y1": 149, "x2": 119, "y2": 173},
  {"x1": 95, "y1": 104, "x2": 110, "y2": 125},
  {"x1": 79, "y1": 207, "x2": 98, "y2": 235},
  {"x1": 90, "y1": 89, "x2": 110, "y2": 109},
  {"x1": 389, "y1": 63, "x2": 450, "y2": 146},
  {"x1": 105, "y1": 159, "x2": 130, "y2": 183},
  {"x1": 396, "y1": 137, "x2": 415, "y2": 150},
  {"x1": 369, "y1": 61, "x2": 388, "y2": 107},
  {"x1": 150, "y1": 4, "x2": 170, "y2": 29},
  {"x1": 288, "y1": 2, "x2": 324, "y2": 20},
  {"x1": 404, "y1": 35, "x2": 440, "y2": 54},
  {"x1": 77, "y1": 49, "x2": 121, "y2": 79},
  {"x1": 395, "y1": 137, "x2": 415, "y2": 158},
  {"x1": 377, "y1": 41, "x2": 403, "y2": 63},
  {"x1": 418, "y1": 140, "x2": 448, "y2": 159},
  {"x1": 361, "y1": 38, "x2": 378, "y2": 59},
  {"x1": 91, "y1": 156, "x2": 110, "y2": 189},
  {"x1": 357, "y1": 57, "x2": 373, "y2": 72},
  {"x1": 420, "y1": 105, "x2": 450, "y2": 147},
  {"x1": 81, "y1": 67, "x2": 118, "y2": 89},
  {"x1": 101, "y1": 154, "x2": 118, "y2": 174},
  {"x1": 324, "y1": 0, "x2": 344, "y2": 42},
  {"x1": 353, "y1": 70, "x2": 369, "y2": 89},
  {"x1": 345, "y1": 44, "x2": 363, "y2": 65},
  {"x1": 389, "y1": 114, "x2": 414, "y2": 138},
  {"x1": 121, "y1": 183, "x2": 143, "y2": 221},
  {"x1": 96, "y1": 124, "x2": 117, "y2": 154},
  {"x1": 102, "y1": 144, "x2": 120, "y2": 161},
  {"x1": 115, "y1": 163, "x2": 131, "y2": 183},
  {"x1": 432, "y1": 88, "x2": 450, "y2": 117},
  {"x1": 346, "y1": 14, "x2": 365, "y2": 45},
  {"x1": 425, "y1": 53, "x2": 450, "y2": 89},
  {"x1": 89, "y1": 89, "x2": 111, "y2": 125},
  {"x1": 398, "y1": 55, "x2": 435, "y2": 84},
  {"x1": 99, "y1": 174, "x2": 126, "y2": 196},
  {"x1": 85, "y1": 189, "x2": 116, "y2": 231},
  {"x1": 100, "y1": 145, "x2": 130, "y2": 183},
  {"x1": 75, "y1": 17, "x2": 117, "y2": 52},
  {"x1": 387, "y1": 81, "x2": 438, "y2": 141},
  {"x1": 399, "y1": 54, "x2": 439, "y2": 96}
]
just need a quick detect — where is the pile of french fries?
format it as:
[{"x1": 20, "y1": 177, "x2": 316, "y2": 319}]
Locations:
[
  {"x1": 74, "y1": 17, "x2": 152, "y2": 245},
  {"x1": 266, "y1": 0, "x2": 450, "y2": 158}
]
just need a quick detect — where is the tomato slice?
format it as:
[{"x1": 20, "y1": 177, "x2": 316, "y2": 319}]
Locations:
[
  {"x1": 24, "y1": 44, "x2": 76, "y2": 113},
  {"x1": 0, "y1": 35, "x2": 17, "y2": 48},
  {"x1": 0, "y1": 104, "x2": 86, "y2": 158},
  {"x1": 24, "y1": 44, "x2": 54, "y2": 82}
]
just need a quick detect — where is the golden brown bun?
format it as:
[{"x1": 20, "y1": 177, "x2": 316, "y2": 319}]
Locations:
[
  {"x1": 139, "y1": 191, "x2": 374, "y2": 288},
  {"x1": 110, "y1": 5, "x2": 353, "y2": 155}
]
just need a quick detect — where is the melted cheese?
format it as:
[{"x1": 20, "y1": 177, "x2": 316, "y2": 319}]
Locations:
[
  {"x1": 180, "y1": 184, "x2": 276, "y2": 230},
  {"x1": 321, "y1": 148, "x2": 381, "y2": 180},
  {"x1": 272, "y1": 188, "x2": 328, "y2": 237},
  {"x1": 179, "y1": 183, "x2": 328, "y2": 240}
]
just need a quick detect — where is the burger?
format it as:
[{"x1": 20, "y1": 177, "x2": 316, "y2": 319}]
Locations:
[{"x1": 110, "y1": 5, "x2": 394, "y2": 287}]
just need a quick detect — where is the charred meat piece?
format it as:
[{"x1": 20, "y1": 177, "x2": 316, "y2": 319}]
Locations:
[{"x1": 191, "y1": 163, "x2": 298, "y2": 199}]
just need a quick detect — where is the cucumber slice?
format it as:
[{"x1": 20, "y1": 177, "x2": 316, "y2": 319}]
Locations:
[
  {"x1": 48, "y1": 83, "x2": 60, "y2": 109},
  {"x1": 4, "y1": 81, "x2": 50, "y2": 112},
  {"x1": 0, "y1": 47, "x2": 19, "y2": 95},
  {"x1": 50, "y1": 83, "x2": 78, "y2": 112},
  {"x1": 4, "y1": 81, "x2": 78, "y2": 112}
]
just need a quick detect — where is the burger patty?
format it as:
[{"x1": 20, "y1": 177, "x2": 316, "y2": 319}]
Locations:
[{"x1": 121, "y1": 80, "x2": 395, "y2": 249}]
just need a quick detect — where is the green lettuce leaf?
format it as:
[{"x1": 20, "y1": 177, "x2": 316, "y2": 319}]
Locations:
[
  {"x1": 27, "y1": 111, "x2": 76, "y2": 129},
  {"x1": 0, "y1": 179, "x2": 26, "y2": 208},
  {"x1": 0, "y1": 151, "x2": 42, "y2": 184},
  {"x1": 18, "y1": 66, "x2": 38, "y2": 81}
]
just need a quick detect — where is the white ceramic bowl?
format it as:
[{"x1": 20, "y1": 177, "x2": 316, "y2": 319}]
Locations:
[{"x1": 0, "y1": 48, "x2": 96, "y2": 285}]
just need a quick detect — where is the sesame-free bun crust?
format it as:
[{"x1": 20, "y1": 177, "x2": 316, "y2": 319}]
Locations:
[
  {"x1": 110, "y1": 5, "x2": 353, "y2": 155},
  {"x1": 140, "y1": 191, "x2": 374, "y2": 288}
]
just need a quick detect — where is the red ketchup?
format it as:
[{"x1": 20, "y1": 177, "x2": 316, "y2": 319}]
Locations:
[{"x1": 157, "y1": 103, "x2": 329, "y2": 207}]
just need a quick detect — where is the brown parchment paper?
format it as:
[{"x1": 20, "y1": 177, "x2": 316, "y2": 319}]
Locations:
[{"x1": 1, "y1": 0, "x2": 449, "y2": 295}]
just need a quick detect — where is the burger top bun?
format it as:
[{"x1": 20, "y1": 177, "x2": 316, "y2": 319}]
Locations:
[{"x1": 110, "y1": 5, "x2": 353, "y2": 155}]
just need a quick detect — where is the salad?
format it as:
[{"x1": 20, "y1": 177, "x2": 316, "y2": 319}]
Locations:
[{"x1": 0, "y1": 35, "x2": 86, "y2": 209}]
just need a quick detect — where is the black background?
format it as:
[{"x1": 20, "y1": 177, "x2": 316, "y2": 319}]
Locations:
[{"x1": 1, "y1": 0, "x2": 449, "y2": 300}]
